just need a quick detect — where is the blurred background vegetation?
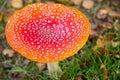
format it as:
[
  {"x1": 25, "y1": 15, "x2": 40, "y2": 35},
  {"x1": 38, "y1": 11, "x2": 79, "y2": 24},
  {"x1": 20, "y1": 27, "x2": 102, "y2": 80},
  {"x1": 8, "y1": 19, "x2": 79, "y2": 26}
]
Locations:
[{"x1": 0, "y1": 0, "x2": 120, "y2": 80}]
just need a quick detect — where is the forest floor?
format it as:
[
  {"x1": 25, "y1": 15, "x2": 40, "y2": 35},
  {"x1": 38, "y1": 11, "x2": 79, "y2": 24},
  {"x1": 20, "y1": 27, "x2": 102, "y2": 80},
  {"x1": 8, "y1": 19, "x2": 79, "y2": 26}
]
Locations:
[{"x1": 0, "y1": 0, "x2": 120, "y2": 80}]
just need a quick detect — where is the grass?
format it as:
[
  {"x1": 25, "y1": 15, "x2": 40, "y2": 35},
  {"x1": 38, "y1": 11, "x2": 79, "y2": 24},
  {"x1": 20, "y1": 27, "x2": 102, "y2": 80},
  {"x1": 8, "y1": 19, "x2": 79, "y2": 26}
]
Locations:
[
  {"x1": 0, "y1": 0, "x2": 120, "y2": 80},
  {"x1": 1, "y1": 21, "x2": 120, "y2": 79}
]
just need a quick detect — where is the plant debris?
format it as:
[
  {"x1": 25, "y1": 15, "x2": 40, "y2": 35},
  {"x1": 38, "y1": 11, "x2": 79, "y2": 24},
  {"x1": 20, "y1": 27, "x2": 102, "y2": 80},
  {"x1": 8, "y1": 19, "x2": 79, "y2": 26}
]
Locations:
[
  {"x1": 2, "y1": 48, "x2": 15, "y2": 57},
  {"x1": 0, "y1": 0, "x2": 120, "y2": 79},
  {"x1": 82, "y1": 0, "x2": 94, "y2": 9}
]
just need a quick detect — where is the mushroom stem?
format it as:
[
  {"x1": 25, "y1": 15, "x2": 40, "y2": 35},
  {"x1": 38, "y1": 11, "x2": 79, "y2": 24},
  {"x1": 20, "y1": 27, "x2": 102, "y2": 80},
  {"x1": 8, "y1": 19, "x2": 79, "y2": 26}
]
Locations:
[{"x1": 47, "y1": 62, "x2": 62, "y2": 79}]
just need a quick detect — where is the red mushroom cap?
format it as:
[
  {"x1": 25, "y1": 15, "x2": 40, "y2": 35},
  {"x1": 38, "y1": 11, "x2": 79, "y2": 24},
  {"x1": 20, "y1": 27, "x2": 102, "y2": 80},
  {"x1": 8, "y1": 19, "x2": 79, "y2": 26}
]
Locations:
[{"x1": 6, "y1": 3, "x2": 90, "y2": 62}]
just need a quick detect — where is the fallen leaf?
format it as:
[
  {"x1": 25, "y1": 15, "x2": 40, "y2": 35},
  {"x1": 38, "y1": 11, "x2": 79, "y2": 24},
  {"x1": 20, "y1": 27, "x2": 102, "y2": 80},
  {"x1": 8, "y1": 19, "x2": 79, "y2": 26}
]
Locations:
[
  {"x1": 108, "y1": 10, "x2": 120, "y2": 18},
  {"x1": 75, "y1": 75, "x2": 86, "y2": 80},
  {"x1": 11, "y1": 0, "x2": 23, "y2": 9},
  {"x1": 100, "y1": 64, "x2": 108, "y2": 80},
  {"x1": 114, "y1": 54, "x2": 120, "y2": 59},
  {"x1": 89, "y1": 30, "x2": 98, "y2": 39},
  {"x1": 96, "y1": 38, "x2": 104, "y2": 48},
  {"x1": 93, "y1": 38, "x2": 106, "y2": 57},
  {"x1": 105, "y1": 7, "x2": 120, "y2": 18},
  {"x1": 93, "y1": 47, "x2": 106, "y2": 57},
  {"x1": 96, "y1": 9, "x2": 108, "y2": 19},
  {"x1": 104, "y1": 33, "x2": 115, "y2": 42},
  {"x1": 71, "y1": 0, "x2": 82, "y2": 6},
  {"x1": 112, "y1": 41, "x2": 120, "y2": 47},
  {"x1": 37, "y1": 63, "x2": 46, "y2": 72},
  {"x1": 100, "y1": 64, "x2": 105, "y2": 69},
  {"x1": 102, "y1": 22, "x2": 112, "y2": 29},
  {"x1": 2, "y1": 48, "x2": 15, "y2": 57},
  {"x1": 97, "y1": 22, "x2": 113, "y2": 34},
  {"x1": 82, "y1": 0, "x2": 94, "y2": 9},
  {"x1": 103, "y1": 68, "x2": 108, "y2": 80},
  {"x1": 96, "y1": 7, "x2": 120, "y2": 20}
]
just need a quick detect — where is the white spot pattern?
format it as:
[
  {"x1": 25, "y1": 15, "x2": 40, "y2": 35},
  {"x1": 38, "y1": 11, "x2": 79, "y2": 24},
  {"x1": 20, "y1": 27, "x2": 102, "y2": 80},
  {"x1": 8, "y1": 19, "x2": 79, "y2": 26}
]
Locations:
[{"x1": 6, "y1": 3, "x2": 90, "y2": 62}]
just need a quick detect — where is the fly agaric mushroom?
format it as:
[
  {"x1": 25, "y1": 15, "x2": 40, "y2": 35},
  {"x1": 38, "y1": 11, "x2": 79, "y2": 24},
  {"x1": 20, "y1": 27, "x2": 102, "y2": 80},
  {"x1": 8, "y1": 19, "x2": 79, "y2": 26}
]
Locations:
[{"x1": 6, "y1": 3, "x2": 90, "y2": 79}]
